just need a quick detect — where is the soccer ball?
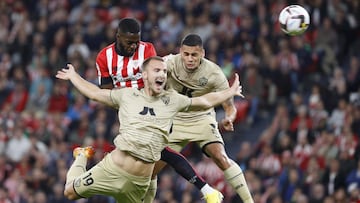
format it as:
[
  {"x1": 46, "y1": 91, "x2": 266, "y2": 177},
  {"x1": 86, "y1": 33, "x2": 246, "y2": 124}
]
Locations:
[{"x1": 279, "y1": 5, "x2": 310, "y2": 36}]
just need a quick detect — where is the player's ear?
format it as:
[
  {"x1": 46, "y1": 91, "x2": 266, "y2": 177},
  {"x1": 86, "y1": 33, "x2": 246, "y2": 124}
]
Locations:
[
  {"x1": 142, "y1": 71, "x2": 148, "y2": 80},
  {"x1": 116, "y1": 29, "x2": 121, "y2": 39},
  {"x1": 202, "y1": 49, "x2": 205, "y2": 57}
]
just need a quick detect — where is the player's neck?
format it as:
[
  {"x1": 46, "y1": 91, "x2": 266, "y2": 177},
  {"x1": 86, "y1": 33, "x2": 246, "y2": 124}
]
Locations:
[{"x1": 142, "y1": 87, "x2": 161, "y2": 97}]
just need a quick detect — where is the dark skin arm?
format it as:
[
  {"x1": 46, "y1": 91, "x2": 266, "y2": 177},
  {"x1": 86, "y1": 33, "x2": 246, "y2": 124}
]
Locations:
[
  {"x1": 220, "y1": 98, "x2": 237, "y2": 131},
  {"x1": 100, "y1": 83, "x2": 114, "y2": 90}
]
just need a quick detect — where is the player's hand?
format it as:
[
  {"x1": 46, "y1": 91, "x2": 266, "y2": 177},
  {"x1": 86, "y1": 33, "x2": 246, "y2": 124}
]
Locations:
[
  {"x1": 56, "y1": 64, "x2": 77, "y2": 80},
  {"x1": 230, "y1": 73, "x2": 245, "y2": 98},
  {"x1": 220, "y1": 117, "x2": 234, "y2": 131}
]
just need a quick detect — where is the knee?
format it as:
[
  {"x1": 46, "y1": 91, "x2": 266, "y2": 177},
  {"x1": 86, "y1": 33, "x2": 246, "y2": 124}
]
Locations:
[{"x1": 210, "y1": 152, "x2": 231, "y2": 170}]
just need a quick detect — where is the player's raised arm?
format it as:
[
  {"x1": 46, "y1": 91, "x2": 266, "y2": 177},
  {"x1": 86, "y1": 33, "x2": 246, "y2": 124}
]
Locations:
[
  {"x1": 190, "y1": 73, "x2": 244, "y2": 110},
  {"x1": 56, "y1": 64, "x2": 115, "y2": 108}
]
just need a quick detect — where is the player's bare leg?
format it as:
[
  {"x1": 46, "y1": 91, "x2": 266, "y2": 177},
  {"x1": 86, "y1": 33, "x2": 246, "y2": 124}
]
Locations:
[{"x1": 204, "y1": 142, "x2": 254, "y2": 203}]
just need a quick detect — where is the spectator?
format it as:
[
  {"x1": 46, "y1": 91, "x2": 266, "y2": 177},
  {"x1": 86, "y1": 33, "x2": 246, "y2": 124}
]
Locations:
[
  {"x1": 333, "y1": 187, "x2": 349, "y2": 203},
  {"x1": 293, "y1": 128, "x2": 313, "y2": 171},
  {"x1": 279, "y1": 167, "x2": 303, "y2": 202},
  {"x1": 235, "y1": 141, "x2": 253, "y2": 170},
  {"x1": 275, "y1": 39, "x2": 300, "y2": 93},
  {"x1": 256, "y1": 143, "x2": 281, "y2": 179},
  {"x1": 348, "y1": 182, "x2": 360, "y2": 203},
  {"x1": 308, "y1": 183, "x2": 326, "y2": 203},
  {"x1": 5, "y1": 126, "x2": 31, "y2": 163},
  {"x1": 193, "y1": 12, "x2": 215, "y2": 43},
  {"x1": 158, "y1": 9, "x2": 184, "y2": 45},
  {"x1": 328, "y1": 98, "x2": 347, "y2": 135},
  {"x1": 0, "y1": 186, "x2": 11, "y2": 203},
  {"x1": 290, "y1": 105, "x2": 313, "y2": 136},
  {"x1": 64, "y1": 93, "x2": 93, "y2": 126},
  {"x1": 314, "y1": 130, "x2": 339, "y2": 165},
  {"x1": 47, "y1": 80, "x2": 69, "y2": 113},
  {"x1": 0, "y1": 155, "x2": 12, "y2": 183},
  {"x1": 243, "y1": 64, "x2": 264, "y2": 125},
  {"x1": 346, "y1": 56, "x2": 360, "y2": 93},
  {"x1": 346, "y1": 159, "x2": 360, "y2": 188},
  {"x1": 2, "y1": 82, "x2": 29, "y2": 113},
  {"x1": 33, "y1": 190, "x2": 48, "y2": 203},
  {"x1": 67, "y1": 33, "x2": 91, "y2": 60},
  {"x1": 321, "y1": 158, "x2": 347, "y2": 196},
  {"x1": 323, "y1": 196, "x2": 336, "y2": 203},
  {"x1": 314, "y1": 17, "x2": 338, "y2": 75},
  {"x1": 329, "y1": 67, "x2": 347, "y2": 100}
]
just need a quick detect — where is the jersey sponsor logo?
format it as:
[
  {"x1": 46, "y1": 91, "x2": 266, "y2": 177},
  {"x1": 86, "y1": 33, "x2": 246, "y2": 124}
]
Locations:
[
  {"x1": 161, "y1": 96, "x2": 170, "y2": 105},
  {"x1": 198, "y1": 77, "x2": 208, "y2": 86},
  {"x1": 139, "y1": 107, "x2": 156, "y2": 116},
  {"x1": 138, "y1": 107, "x2": 164, "y2": 123},
  {"x1": 111, "y1": 71, "x2": 142, "y2": 82}
]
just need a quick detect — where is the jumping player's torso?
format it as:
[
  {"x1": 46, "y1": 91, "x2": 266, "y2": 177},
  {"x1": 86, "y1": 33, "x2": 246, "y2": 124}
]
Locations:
[
  {"x1": 166, "y1": 54, "x2": 229, "y2": 121},
  {"x1": 96, "y1": 42, "x2": 156, "y2": 89},
  {"x1": 110, "y1": 88, "x2": 191, "y2": 162}
]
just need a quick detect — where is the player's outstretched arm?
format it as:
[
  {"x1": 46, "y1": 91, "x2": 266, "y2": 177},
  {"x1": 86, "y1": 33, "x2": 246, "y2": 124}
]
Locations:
[
  {"x1": 190, "y1": 73, "x2": 244, "y2": 110},
  {"x1": 56, "y1": 64, "x2": 115, "y2": 107}
]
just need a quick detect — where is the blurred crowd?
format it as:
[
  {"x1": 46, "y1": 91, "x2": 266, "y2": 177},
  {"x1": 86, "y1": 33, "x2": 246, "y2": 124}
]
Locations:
[{"x1": 0, "y1": 0, "x2": 359, "y2": 203}]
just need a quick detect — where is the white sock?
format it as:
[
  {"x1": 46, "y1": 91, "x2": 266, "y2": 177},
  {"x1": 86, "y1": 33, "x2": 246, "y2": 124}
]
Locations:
[{"x1": 200, "y1": 184, "x2": 216, "y2": 196}]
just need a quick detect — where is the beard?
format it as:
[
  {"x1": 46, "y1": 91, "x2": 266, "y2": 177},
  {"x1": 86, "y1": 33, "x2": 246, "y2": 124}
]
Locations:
[{"x1": 116, "y1": 43, "x2": 135, "y2": 57}]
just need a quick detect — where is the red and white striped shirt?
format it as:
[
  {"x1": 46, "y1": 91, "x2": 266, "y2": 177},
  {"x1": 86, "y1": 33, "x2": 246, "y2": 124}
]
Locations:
[{"x1": 96, "y1": 42, "x2": 157, "y2": 89}]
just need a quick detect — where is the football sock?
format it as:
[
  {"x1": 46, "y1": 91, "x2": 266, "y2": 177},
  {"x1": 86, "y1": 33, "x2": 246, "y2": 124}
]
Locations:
[
  {"x1": 224, "y1": 163, "x2": 253, "y2": 203},
  {"x1": 200, "y1": 184, "x2": 217, "y2": 196},
  {"x1": 143, "y1": 177, "x2": 157, "y2": 203},
  {"x1": 161, "y1": 147, "x2": 206, "y2": 189},
  {"x1": 66, "y1": 154, "x2": 87, "y2": 185}
]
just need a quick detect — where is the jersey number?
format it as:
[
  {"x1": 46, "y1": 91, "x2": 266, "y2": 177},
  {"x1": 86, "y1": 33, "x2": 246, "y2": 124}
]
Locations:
[
  {"x1": 180, "y1": 87, "x2": 194, "y2": 98},
  {"x1": 83, "y1": 172, "x2": 94, "y2": 186}
]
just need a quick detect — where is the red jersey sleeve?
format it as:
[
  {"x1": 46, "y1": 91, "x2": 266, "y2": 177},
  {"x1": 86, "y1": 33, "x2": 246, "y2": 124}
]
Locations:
[{"x1": 143, "y1": 42, "x2": 157, "y2": 58}]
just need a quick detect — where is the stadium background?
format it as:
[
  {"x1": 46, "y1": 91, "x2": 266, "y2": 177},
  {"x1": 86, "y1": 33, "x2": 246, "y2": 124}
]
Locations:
[{"x1": 0, "y1": 0, "x2": 359, "y2": 202}]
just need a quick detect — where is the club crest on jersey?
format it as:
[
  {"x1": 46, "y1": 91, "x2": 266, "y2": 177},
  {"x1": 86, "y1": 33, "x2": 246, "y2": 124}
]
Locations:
[
  {"x1": 161, "y1": 96, "x2": 170, "y2": 105},
  {"x1": 198, "y1": 77, "x2": 208, "y2": 86}
]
